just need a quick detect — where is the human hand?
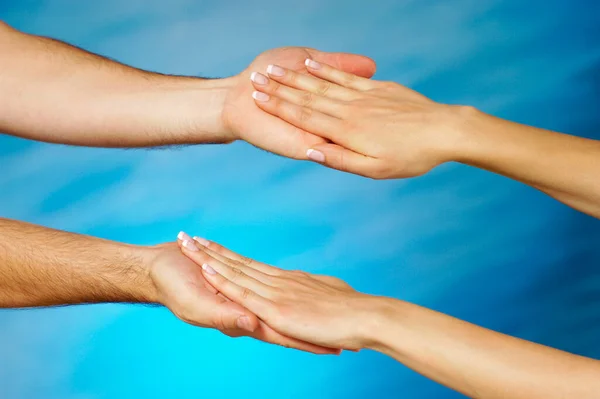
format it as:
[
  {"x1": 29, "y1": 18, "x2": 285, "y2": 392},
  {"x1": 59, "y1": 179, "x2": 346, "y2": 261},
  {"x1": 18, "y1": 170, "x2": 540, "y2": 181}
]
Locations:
[
  {"x1": 177, "y1": 236, "x2": 376, "y2": 351},
  {"x1": 248, "y1": 59, "x2": 471, "y2": 178},
  {"x1": 147, "y1": 234, "x2": 338, "y2": 354},
  {"x1": 221, "y1": 48, "x2": 376, "y2": 159}
]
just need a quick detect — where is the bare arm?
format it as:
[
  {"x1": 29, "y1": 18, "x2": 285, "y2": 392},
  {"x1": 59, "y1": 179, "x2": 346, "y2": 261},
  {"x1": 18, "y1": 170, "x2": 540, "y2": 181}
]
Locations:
[
  {"x1": 0, "y1": 217, "x2": 158, "y2": 307},
  {"x1": 0, "y1": 219, "x2": 336, "y2": 353},
  {"x1": 0, "y1": 21, "x2": 230, "y2": 147},
  {"x1": 180, "y1": 238, "x2": 600, "y2": 399},
  {"x1": 247, "y1": 61, "x2": 600, "y2": 218},
  {"x1": 0, "y1": 21, "x2": 377, "y2": 157},
  {"x1": 367, "y1": 298, "x2": 600, "y2": 399}
]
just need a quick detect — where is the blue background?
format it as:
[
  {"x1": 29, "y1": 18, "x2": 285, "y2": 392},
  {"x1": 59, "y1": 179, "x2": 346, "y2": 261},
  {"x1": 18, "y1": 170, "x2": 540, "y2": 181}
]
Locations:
[{"x1": 1, "y1": 1, "x2": 600, "y2": 398}]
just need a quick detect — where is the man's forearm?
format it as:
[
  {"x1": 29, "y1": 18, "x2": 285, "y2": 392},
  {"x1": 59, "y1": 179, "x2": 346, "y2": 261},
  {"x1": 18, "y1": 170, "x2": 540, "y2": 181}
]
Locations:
[
  {"x1": 0, "y1": 218, "x2": 157, "y2": 307},
  {"x1": 0, "y1": 21, "x2": 233, "y2": 147},
  {"x1": 457, "y1": 108, "x2": 600, "y2": 217},
  {"x1": 365, "y1": 298, "x2": 600, "y2": 399}
]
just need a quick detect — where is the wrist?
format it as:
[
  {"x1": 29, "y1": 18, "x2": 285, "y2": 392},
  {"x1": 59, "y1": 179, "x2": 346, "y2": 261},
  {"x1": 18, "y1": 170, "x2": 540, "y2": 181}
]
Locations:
[
  {"x1": 150, "y1": 74, "x2": 238, "y2": 144},
  {"x1": 353, "y1": 295, "x2": 400, "y2": 349},
  {"x1": 112, "y1": 244, "x2": 161, "y2": 304}
]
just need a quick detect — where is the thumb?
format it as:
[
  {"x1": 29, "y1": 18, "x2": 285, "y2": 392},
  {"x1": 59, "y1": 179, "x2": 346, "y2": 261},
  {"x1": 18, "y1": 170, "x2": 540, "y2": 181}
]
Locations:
[
  {"x1": 211, "y1": 300, "x2": 259, "y2": 333},
  {"x1": 307, "y1": 143, "x2": 381, "y2": 178}
]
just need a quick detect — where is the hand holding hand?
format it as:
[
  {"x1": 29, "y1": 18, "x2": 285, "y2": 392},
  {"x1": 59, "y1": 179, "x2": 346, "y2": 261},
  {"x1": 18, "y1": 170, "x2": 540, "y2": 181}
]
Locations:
[
  {"x1": 221, "y1": 48, "x2": 376, "y2": 159},
  {"x1": 148, "y1": 235, "x2": 338, "y2": 354},
  {"x1": 177, "y1": 235, "x2": 376, "y2": 351},
  {"x1": 248, "y1": 60, "x2": 471, "y2": 178}
]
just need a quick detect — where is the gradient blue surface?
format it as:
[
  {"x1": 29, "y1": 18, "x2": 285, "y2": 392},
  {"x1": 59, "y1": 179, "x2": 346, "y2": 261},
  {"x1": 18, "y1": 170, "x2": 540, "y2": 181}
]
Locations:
[{"x1": 1, "y1": 1, "x2": 600, "y2": 398}]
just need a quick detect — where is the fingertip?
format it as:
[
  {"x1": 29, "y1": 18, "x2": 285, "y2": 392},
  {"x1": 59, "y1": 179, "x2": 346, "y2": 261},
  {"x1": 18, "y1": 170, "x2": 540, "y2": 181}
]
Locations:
[
  {"x1": 306, "y1": 148, "x2": 326, "y2": 163},
  {"x1": 252, "y1": 91, "x2": 270, "y2": 102}
]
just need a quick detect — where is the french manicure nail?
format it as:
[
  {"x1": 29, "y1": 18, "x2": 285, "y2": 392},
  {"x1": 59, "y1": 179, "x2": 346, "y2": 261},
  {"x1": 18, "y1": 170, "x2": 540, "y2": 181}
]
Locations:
[
  {"x1": 193, "y1": 236, "x2": 210, "y2": 247},
  {"x1": 202, "y1": 263, "x2": 217, "y2": 275},
  {"x1": 252, "y1": 91, "x2": 270, "y2": 102},
  {"x1": 182, "y1": 239, "x2": 199, "y2": 251},
  {"x1": 306, "y1": 149, "x2": 325, "y2": 162},
  {"x1": 177, "y1": 231, "x2": 192, "y2": 242},
  {"x1": 266, "y1": 64, "x2": 285, "y2": 77},
  {"x1": 305, "y1": 58, "x2": 322, "y2": 70},
  {"x1": 250, "y1": 71, "x2": 269, "y2": 85},
  {"x1": 237, "y1": 316, "x2": 253, "y2": 332}
]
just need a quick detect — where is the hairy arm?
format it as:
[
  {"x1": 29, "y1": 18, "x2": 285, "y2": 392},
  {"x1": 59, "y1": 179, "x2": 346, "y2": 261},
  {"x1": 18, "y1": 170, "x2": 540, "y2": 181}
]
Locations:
[
  {"x1": 0, "y1": 21, "x2": 231, "y2": 147},
  {"x1": 0, "y1": 217, "x2": 157, "y2": 307}
]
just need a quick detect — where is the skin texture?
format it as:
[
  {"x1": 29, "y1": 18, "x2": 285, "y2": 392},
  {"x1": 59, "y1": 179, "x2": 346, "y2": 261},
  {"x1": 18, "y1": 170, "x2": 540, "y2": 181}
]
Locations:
[
  {"x1": 0, "y1": 21, "x2": 375, "y2": 161},
  {"x1": 249, "y1": 60, "x2": 600, "y2": 218},
  {"x1": 0, "y1": 219, "x2": 336, "y2": 355},
  {"x1": 0, "y1": 22, "x2": 374, "y2": 353},
  {"x1": 178, "y1": 236, "x2": 600, "y2": 399}
]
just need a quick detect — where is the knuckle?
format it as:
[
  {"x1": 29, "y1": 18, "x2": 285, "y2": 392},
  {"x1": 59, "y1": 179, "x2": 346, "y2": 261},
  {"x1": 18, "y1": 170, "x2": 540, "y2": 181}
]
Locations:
[
  {"x1": 298, "y1": 107, "x2": 313, "y2": 123},
  {"x1": 315, "y1": 81, "x2": 331, "y2": 96},
  {"x1": 299, "y1": 92, "x2": 314, "y2": 107},
  {"x1": 342, "y1": 73, "x2": 356, "y2": 87},
  {"x1": 239, "y1": 256, "x2": 253, "y2": 267},
  {"x1": 230, "y1": 267, "x2": 244, "y2": 282},
  {"x1": 241, "y1": 287, "x2": 252, "y2": 300},
  {"x1": 270, "y1": 81, "x2": 282, "y2": 94}
]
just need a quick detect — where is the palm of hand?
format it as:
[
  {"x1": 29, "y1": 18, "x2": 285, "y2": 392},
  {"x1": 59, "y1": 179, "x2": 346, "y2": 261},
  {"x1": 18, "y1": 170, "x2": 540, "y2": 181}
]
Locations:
[
  {"x1": 150, "y1": 243, "x2": 250, "y2": 330},
  {"x1": 150, "y1": 243, "x2": 338, "y2": 353},
  {"x1": 222, "y1": 47, "x2": 375, "y2": 159}
]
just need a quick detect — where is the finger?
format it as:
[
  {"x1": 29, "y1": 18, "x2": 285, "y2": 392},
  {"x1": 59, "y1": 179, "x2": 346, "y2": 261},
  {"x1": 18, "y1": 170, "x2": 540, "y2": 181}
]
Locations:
[
  {"x1": 263, "y1": 65, "x2": 356, "y2": 101},
  {"x1": 199, "y1": 261, "x2": 274, "y2": 321},
  {"x1": 192, "y1": 236, "x2": 283, "y2": 277},
  {"x1": 252, "y1": 92, "x2": 342, "y2": 142},
  {"x1": 305, "y1": 143, "x2": 385, "y2": 179},
  {"x1": 176, "y1": 232, "x2": 218, "y2": 294},
  {"x1": 250, "y1": 71, "x2": 347, "y2": 118},
  {"x1": 304, "y1": 58, "x2": 376, "y2": 91},
  {"x1": 223, "y1": 322, "x2": 340, "y2": 355},
  {"x1": 307, "y1": 49, "x2": 376, "y2": 78},
  {"x1": 191, "y1": 239, "x2": 275, "y2": 285},
  {"x1": 180, "y1": 240, "x2": 276, "y2": 300},
  {"x1": 210, "y1": 300, "x2": 260, "y2": 333}
]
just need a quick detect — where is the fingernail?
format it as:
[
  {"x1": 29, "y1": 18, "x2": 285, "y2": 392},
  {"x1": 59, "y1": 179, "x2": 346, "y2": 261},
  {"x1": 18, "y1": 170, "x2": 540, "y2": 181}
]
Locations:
[
  {"x1": 177, "y1": 231, "x2": 192, "y2": 241},
  {"x1": 250, "y1": 71, "x2": 269, "y2": 85},
  {"x1": 182, "y1": 239, "x2": 199, "y2": 251},
  {"x1": 307, "y1": 149, "x2": 325, "y2": 162},
  {"x1": 252, "y1": 91, "x2": 270, "y2": 102},
  {"x1": 305, "y1": 58, "x2": 322, "y2": 70},
  {"x1": 237, "y1": 316, "x2": 254, "y2": 332},
  {"x1": 202, "y1": 263, "x2": 217, "y2": 275},
  {"x1": 193, "y1": 236, "x2": 210, "y2": 247},
  {"x1": 266, "y1": 64, "x2": 285, "y2": 77}
]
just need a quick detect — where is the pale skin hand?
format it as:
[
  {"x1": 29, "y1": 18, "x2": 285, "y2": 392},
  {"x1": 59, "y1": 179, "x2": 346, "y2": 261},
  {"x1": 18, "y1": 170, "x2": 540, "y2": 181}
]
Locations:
[
  {"x1": 0, "y1": 21, "x2": 375, "y2": 160},
  {"x1": 178, "y1": 236, "x2": 600, "y2": 399},
  {"x1": 248, "y1": 60, "x2": 600, "y2": 218},
  {"x1": 0, "y1": 218, "x2": 336, "y2": 355}
]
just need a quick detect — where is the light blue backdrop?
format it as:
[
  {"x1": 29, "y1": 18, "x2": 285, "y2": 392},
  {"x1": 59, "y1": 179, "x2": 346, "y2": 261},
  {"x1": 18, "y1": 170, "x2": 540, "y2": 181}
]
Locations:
[{"x1": 1, "y1": 1, "x2": 599, "y2": 398}]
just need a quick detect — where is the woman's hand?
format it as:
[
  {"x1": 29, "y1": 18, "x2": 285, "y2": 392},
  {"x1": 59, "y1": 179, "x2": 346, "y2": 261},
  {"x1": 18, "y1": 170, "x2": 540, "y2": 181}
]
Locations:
[
  {"x1": 248, "y1": 60, "x2": 471, "y2": 179},
  {"x1": 177, "y1": 235, "x2": 376, "y2": 351}
]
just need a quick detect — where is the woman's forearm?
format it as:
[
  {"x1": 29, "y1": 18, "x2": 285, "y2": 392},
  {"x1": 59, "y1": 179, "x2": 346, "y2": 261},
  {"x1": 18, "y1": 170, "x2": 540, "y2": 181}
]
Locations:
[
  {"x1": 457, "y1": 108, "x2": 600, "y2": 217},
  {"x1": 0, "y1": 21, "x2": 232, "y2": 147},
  {"x1": 365, "y1": 297, "x2": 600, "y2": 399}
]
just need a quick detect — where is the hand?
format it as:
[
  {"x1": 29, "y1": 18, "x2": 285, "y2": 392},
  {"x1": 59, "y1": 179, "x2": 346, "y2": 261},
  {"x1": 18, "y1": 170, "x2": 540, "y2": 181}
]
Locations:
[
  {"x1": 147, "y1": 234, "x2": 338, "y2": 354},
  {"x1": 248, "y1": 59, "x2": 471, "y2": 178},
  {"x1": 177, "y1": 236, "x2": 375, "y2": 351},
  {"x1": 222, "y1": 48, "x2": 376, "y2": 159}
]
